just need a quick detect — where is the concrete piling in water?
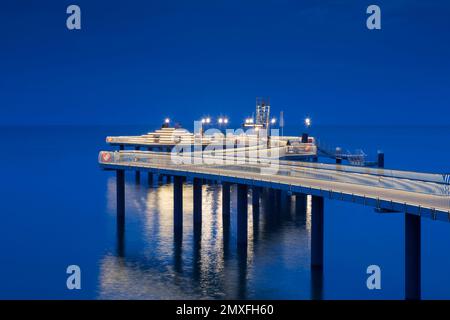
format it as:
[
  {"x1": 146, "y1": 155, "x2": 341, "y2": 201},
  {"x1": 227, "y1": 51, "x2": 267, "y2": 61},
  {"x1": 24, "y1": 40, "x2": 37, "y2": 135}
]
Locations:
[
  {"x1": 222, "y1": 182, "x2": 231, "y2": 227},
  {"x1": 173, "y1": 176, "x2": 183, "y2": 242},
  {"x1": 252, "y1": 186, "x2": 261, "y2": 240},
  {"x1": 296, "y1": 193, "x2": 307, "y2": 214},
  {"x1": 405, "y1": 213, "x2": 421, "y2": 300},
  {"x1": 280, "y1": 190, "x2": 290, "y2": 213},
  {"x1": 274, "y1": 189, "x2": 281, "y2": 210},
  {"x1": 115, "y1": 147, "x2": 126, "y2": 258},
  {"x1": 147, "y1": 172, "x2": 153, "y2": 186},
  {"x1": 222, "y1": 181, "x2": 231, "y2": 257},
  {"x1": 265, "y1": 188, "x2": 277, "y2": 214},
  {"x1": 252, "y1": 186, "x2": 260, "y2": 218},
  {"x1": 116, "y1": 170, "x2": 125, "y2": 225},
  {"x1": 311, "y1": 267, "x2": 323, "y2": 300},
  {"x1": 237, "y1": 184, "x2": 248, "y2": 247},
  {"x1": 311, "y1": 195, "x2": 324, "y2": 268},
  {"x1": 193, "y1": 178, "x2": 202, "y2": 237}
]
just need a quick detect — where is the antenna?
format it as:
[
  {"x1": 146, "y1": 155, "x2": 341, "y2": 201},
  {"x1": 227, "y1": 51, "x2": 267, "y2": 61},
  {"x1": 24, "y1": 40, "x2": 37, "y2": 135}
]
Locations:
[
  {"x1": 255, "y1": 97, "x2": 270, "y2": 129},
  {"x1": 279, "y1": 110, "x2": 284, "y2": 136}
]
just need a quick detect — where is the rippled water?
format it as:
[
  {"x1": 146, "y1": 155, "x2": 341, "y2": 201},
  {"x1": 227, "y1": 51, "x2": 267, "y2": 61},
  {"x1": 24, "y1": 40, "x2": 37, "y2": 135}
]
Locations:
[
  {"x1": 98, "y1": 180, "x2": 314, "y2": 300},
  {"x1": 1, "y1": 125, "x2": 450, "y2": 299}
]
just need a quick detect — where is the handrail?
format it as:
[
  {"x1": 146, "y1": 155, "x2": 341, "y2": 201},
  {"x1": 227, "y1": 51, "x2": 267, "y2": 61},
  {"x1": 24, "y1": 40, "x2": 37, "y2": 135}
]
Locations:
[{"x1": 98, "y1": 151, "x2": 450, "y2": 198}]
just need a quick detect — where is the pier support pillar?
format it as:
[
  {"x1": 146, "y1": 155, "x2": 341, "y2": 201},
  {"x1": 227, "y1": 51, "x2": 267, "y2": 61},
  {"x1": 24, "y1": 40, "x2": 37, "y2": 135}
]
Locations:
[
  {"x1": 222, "y1": 182, "x2": 231, "y2": 227},
  {"x1": 311, "y1": 196, "x2": 324, "y2": 268},
  {"x1": 222, "y1": 182, "x2": 231, "y2": 256},
  {"x1": 237, "y1": 184, "x2": 248, "y2": 247},
  {"x1": 266, "y1": 188, "x2": 276, "y2": 213},
  {"x1": 252, "y1": 186, "x2": 260, "y2": 239},
  {"x1": 296, "y1": 193, "x2": 307, "y2": 214},
  {"x1": 134, "y1": 147, "x2": 140, "y2": 183},
  {"x1": 147, "y1": 172, "x2": 153, "y2": 185},
  {"x1": 274, "y1": 189, "x2": 282, "y2": 209},
  {"x1": 116, "y1": 170, "x2": 125, "y2": 224},
  {"x1": 252, "y1": 186, "x2": 260, "y2": 218},
  {"x1": 405, "y1": 213, "x2": 421, "y2": 300},
  {"x1": 173, "y1": 176, "x2": 183, "y2": 242},
  {"x1": 280, "y1": 190, "x2": 290, "y2": 213},
  {"x1": 193, "y1": 178, "x2": 202, "y2": 236},
  {"x1": 311, "y1": 267, "x2": 323, "y2": 300}
]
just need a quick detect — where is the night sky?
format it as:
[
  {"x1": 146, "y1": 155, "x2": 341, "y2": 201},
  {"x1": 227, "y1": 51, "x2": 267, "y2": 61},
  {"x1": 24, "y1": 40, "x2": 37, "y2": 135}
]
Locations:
[{"x1": 1, "y1": 0, "x2": 450, "y2": 126}]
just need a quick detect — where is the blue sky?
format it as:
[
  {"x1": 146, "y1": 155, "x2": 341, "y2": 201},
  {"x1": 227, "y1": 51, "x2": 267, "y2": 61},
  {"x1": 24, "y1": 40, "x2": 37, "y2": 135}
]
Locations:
[{"x1": 1, "y1": 0, "x2": 450, "y2": 126}]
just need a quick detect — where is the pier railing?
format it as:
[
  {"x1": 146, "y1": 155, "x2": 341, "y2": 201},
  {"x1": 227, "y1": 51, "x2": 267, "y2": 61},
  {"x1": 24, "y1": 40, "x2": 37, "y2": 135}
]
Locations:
[{"x1": 99, "y1": 151, "x2": 450, "y2": 199}]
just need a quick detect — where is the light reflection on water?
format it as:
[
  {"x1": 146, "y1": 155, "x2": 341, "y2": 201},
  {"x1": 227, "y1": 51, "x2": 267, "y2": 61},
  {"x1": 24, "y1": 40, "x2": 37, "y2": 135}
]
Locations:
[
  {"x1": 99, "y1": 176, "x2": 313, "y2": 299},
  {"x1": 3, "y1": 126, "x2": 450, "y2": 299}
]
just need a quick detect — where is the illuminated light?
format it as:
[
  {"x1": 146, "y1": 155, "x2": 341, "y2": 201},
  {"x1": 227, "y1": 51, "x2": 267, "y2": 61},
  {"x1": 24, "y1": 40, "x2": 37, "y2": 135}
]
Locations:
[
  {"x1": 271, "y1": 118, "x2": 276, "y2": 124},
  {"x1": 305, "y1": 117, "x2": 311, "y2": 127},
  {"x1": 206, "y1": 117, "x2": 211, "y2": 124},
  {"x1": 218, "y1": 118, "x2": 223, "y2": 124},
  {"x1": 164, "y1": 118, "x2": 170, "y2": 124},
  {"x1": 224, "y1": 118, "x2": 228, "y2": 124},
  {"x1": 201, "y1": 118, "x2": 206, "y2": 124}
]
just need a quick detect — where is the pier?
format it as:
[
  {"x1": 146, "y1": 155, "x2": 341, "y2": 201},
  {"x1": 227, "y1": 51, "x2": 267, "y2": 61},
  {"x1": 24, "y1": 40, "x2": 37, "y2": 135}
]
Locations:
[{"x1": 99, "y1": 147, "x2": 450, "y2": 300}]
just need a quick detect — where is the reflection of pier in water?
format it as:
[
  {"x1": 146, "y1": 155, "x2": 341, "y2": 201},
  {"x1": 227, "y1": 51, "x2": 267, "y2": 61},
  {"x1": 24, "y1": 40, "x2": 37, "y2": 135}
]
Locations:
[{"x1": 99, "y1": 177, "x2": 316, "y2": 299}]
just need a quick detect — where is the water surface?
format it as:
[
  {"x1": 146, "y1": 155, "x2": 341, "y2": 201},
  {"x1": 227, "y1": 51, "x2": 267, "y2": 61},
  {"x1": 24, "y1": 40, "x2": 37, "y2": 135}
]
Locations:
[{"x1": 1, "y1": 125, "x2": 450, "y2": 299}]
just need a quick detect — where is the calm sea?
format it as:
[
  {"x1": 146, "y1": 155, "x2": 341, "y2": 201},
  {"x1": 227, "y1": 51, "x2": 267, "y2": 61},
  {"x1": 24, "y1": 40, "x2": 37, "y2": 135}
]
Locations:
[{"x1": 1, "y1": 125, "x2": 450, "y2": 299}]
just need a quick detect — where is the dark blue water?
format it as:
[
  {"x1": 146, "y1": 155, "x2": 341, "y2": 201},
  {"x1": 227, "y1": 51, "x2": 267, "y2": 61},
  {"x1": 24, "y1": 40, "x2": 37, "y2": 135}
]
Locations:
[{"x1": 1, "y1": 125, "x2": 450, "y2": 299}]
